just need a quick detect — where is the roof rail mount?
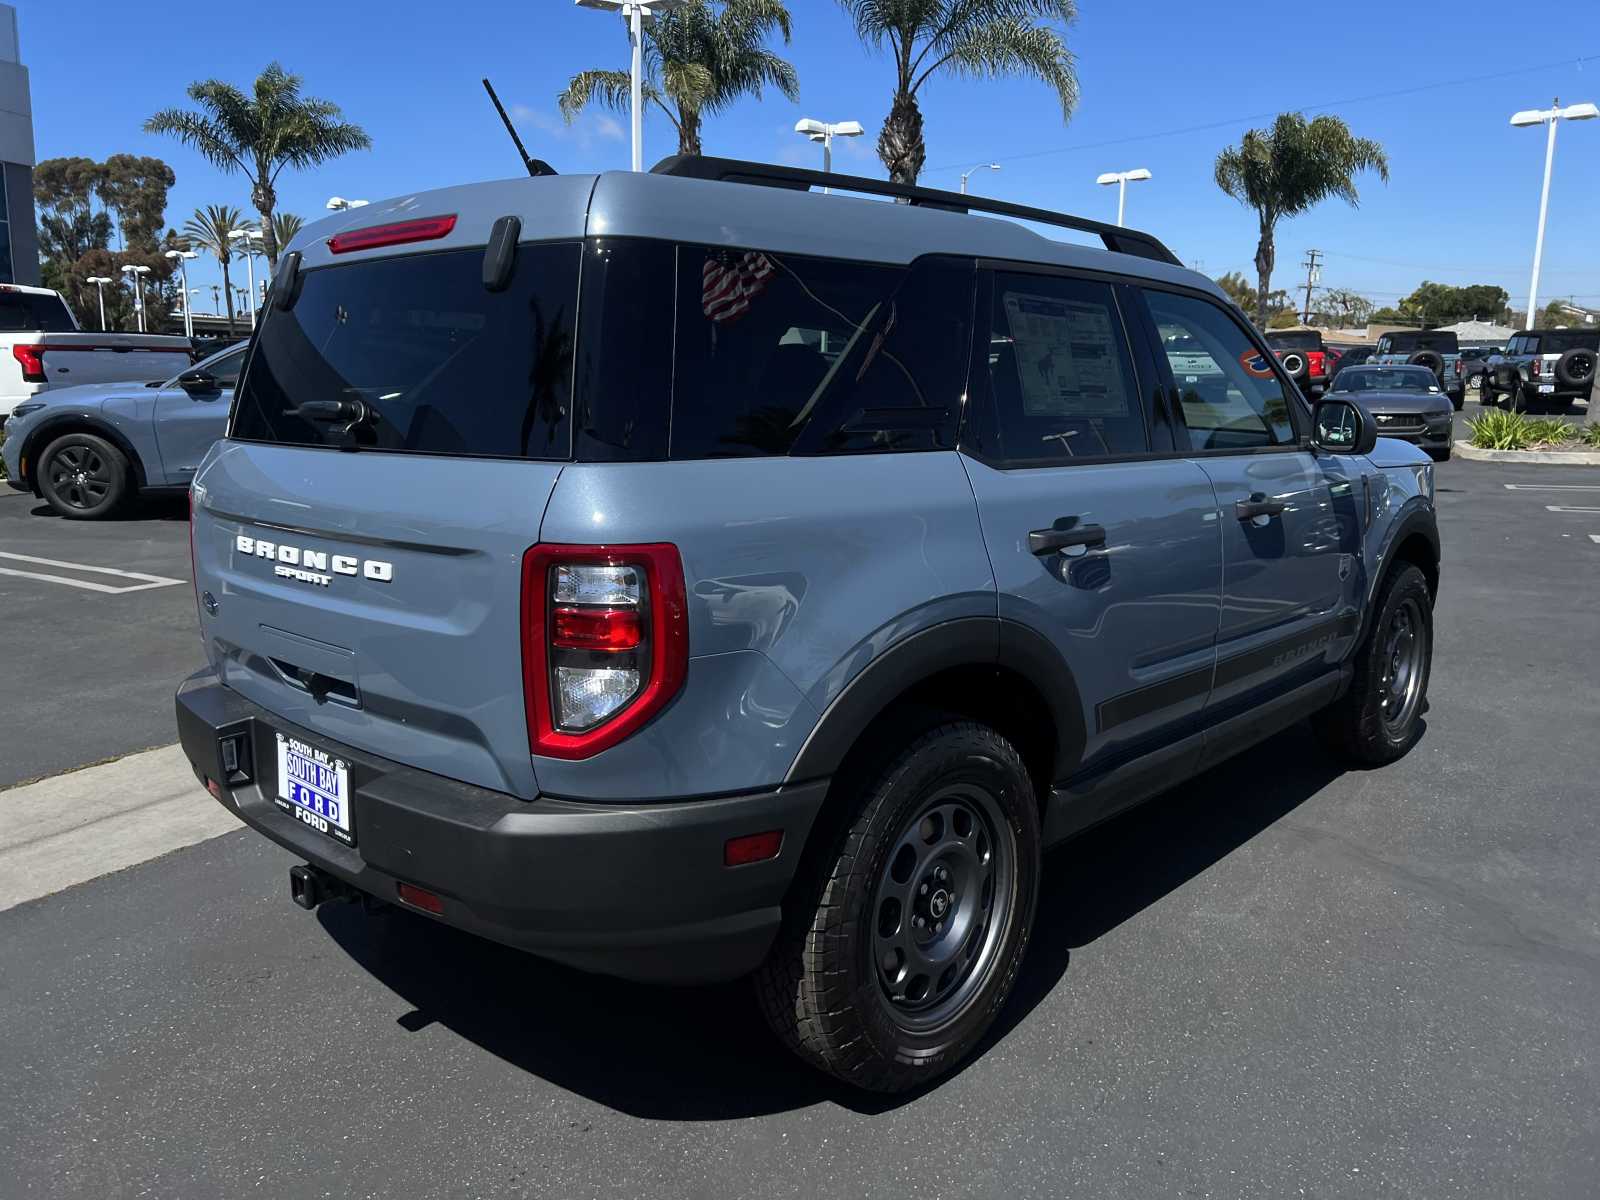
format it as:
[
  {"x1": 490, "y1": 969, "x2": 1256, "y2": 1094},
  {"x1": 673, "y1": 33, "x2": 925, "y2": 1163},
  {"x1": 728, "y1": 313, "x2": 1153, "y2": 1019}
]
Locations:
[{"x1": 650, "y1": 154, "x2": 1182, "y2": 268}]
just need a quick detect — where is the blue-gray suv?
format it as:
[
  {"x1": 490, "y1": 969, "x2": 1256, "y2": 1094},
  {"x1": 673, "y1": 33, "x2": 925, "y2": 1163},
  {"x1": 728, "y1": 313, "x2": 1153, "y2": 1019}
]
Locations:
[{"x1": 175, "y1": 158, "x2": 1440, "y2": 1093}]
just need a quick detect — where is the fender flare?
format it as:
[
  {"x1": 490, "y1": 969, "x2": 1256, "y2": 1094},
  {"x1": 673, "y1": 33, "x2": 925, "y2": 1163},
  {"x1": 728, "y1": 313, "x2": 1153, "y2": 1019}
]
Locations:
[
  {"x1": 783, "y1": 617, "x2": 1087, "y2": 785},
  {"x1": 1355, "y1": 503, "x2": 1439, "y2": 651},
  {"x1": 20, "y1": 414, "x2": 149, "y2": 492}
]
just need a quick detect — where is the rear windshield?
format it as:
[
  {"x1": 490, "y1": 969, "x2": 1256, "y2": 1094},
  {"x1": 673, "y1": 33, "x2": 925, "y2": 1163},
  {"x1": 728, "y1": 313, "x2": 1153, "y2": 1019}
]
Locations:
[
  {"x1": 231, "y1": 244, "x2": 580, "y2": 459},
  {"x1": 1387, "y1": 332, "x2": 1458, "y2": 352},
  {"x1": 0, "y1": 290, "x2": 76, "y2": 332},
  {"x1": 1266, "y1": 331, "x2": 1321, "y2": 350}
]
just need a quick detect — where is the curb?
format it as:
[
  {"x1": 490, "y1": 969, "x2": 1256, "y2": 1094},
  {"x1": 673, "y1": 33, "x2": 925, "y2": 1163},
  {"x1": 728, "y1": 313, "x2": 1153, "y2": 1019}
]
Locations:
[{"x1": 1452, "y1": 442, "x2": 1600, "y2": 466}]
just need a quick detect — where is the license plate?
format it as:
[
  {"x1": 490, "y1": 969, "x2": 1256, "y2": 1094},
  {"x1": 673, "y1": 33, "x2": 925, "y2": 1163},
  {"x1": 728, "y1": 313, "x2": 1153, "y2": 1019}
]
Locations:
[
  {"x1": 274, "y1": 733, "x2": 354, "y2": 846},
  {"x1": 1537, "y1": 383, "x2": 1555, "y2": 394}
]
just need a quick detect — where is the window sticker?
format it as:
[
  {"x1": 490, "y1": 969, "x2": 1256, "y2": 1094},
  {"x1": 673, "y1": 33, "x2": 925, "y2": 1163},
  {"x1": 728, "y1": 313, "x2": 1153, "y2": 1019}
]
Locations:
[
  {"x1": 1239, "y1": 348, "x2": 1276, "y2": 377},
  {"x1": 1001, "y1": 292, "x2": 1130, "y2": 417}
]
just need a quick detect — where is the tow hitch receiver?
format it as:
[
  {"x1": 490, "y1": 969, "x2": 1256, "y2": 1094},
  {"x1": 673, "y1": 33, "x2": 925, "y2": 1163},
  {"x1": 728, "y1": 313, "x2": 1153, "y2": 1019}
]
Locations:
[{"x1": 289, "y1": 863, "x2": 354, "y2": 910}]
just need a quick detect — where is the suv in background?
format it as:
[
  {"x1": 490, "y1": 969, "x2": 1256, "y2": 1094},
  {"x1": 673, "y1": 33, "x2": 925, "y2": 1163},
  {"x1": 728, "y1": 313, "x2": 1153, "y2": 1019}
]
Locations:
[
  {"x1": 1483, "y1": 329, "x2": 1598, "y2": 411},
  {"x1": 176, "y1": 157, "x2": 1440, "y2": 1093},
  {"x1": 1458, "y1": 344, "x2": 1503, "y2": 394},
  {"x1": 1372, "y1": 330, "x2": 1465, "y2": 409},
  {"x1": 1265, "y1": 328, "x2": 1332, "y2": 397}
]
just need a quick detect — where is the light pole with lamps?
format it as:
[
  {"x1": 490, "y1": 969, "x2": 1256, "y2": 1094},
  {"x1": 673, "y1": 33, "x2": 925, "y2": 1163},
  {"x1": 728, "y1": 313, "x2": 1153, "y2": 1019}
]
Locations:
[
  {"x1": 228, "y1": 229, "x2": 263, "y2": 329},
  {"x1": 326, "y1": 196, "x2": 369, "y2": 211},
  {"x1": 1509, "y1": 98, "x2": 1597, "y2": 326},
  {"x1": 164, "y1": 249, "x2": 199, "y2": 338},
  {"x1": 1095, "y1": 168, "x2": 1152, "y2": 226},
  {"x1": 960, "y1": 163, "x2": 1000, "y2": 194},
  {"x1": 575, "y1": 0, "x2": 687, "y2": 172},
  {"x1": 794, "y1": 119, "x2": 864, "y2": 192},
  {"x1": 120, "y1": 264, "x2": 152, "y2": 332},
  {"x1": 85, "y1": 276, "x2": 113, "y2": 331}
]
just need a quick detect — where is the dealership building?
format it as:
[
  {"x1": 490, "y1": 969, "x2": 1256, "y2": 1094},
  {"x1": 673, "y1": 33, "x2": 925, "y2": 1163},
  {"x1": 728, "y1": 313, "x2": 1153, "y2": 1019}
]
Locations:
[{"x1": 0, "y1": 4, "x2": 37, "y2": 285}]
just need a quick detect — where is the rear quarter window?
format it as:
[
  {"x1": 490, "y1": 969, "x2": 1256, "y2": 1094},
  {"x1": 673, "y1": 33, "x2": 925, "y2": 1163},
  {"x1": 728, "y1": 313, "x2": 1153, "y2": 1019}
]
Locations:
[
  {"x1": 230, "y1": 244, "x2": 580, "y2": 459},
  {"x1": 0, "y1": 291, "x2": 76, "y2": 333}
]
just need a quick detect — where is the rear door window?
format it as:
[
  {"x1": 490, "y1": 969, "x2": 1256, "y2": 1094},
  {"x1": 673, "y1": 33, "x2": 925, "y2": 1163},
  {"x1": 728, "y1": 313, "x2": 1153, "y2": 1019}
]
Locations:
[
  {"x1": 0, "y1": 290, "x2": 76, "y2": 332},
  {"x1": 1143, "y1": 289, "x2": 1297, "y2": 450},
  {"x1": 668, "y1": 248, "x2": 971, "y2": 458},
  {"x1": 231, "y1": 244, "x2": 579, "y2": 459}
]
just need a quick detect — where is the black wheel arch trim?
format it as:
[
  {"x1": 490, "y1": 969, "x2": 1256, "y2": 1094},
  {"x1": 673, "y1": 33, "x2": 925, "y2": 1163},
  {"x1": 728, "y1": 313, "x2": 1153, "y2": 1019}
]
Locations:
[
  {"x1": 783, "y1": 617, "x2": 1088, "y2": 786},
  {"x1": 1355, "y1": 503, "x2": 1439, "y2": 652},
  {"x1": 21, "y1": 415, "x2": 148, "y2": 492}
]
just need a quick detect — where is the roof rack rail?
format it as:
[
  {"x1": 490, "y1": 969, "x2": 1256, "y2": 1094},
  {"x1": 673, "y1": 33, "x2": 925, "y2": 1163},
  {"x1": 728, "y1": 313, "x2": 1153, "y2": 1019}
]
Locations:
[{"x1": 650, "y1": 155, "x2": 1183, "y2": 268}]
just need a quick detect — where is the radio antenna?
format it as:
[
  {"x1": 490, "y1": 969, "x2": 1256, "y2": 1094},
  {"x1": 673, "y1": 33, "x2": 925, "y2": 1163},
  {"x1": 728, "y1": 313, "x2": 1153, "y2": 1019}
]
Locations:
[{"x1": 482, "y1": 78, "x2": 557, "y2": 177}]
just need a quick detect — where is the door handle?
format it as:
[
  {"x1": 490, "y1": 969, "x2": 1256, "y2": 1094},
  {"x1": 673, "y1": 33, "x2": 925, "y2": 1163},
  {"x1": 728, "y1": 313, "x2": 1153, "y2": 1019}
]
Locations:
[
  {"x1": 1234, "y1": 494, "x2": 1286, "y2": 521},
  {"x1": 1029, "y1": 522, "x2": 1107, "y2": 556}
]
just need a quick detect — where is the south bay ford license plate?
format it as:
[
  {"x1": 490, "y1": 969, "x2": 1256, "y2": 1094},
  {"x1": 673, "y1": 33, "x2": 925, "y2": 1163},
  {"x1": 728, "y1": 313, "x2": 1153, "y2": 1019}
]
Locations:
[{"x1": 275, "y1": 733, "x2": 354, "y2": 847}]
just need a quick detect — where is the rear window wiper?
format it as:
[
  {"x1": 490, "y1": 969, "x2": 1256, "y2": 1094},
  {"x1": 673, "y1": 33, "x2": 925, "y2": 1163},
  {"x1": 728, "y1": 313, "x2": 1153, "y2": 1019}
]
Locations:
[{"x1": 285, "y1": 398, "x2": 377, "y2": 448}]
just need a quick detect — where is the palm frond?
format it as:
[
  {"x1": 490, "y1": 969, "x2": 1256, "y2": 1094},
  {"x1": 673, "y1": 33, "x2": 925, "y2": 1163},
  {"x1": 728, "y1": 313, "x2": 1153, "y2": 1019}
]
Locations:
[
  {"x1": 927, "y1": 16, "x2": 1077, "y2": 114},
  {"x1": 558, "y1": 69, "x2": 634, "y2": 121}
]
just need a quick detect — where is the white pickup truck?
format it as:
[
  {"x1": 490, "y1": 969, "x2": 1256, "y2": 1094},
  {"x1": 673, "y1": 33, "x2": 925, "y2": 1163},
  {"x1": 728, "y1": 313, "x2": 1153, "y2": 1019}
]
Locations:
[{"x1": 0, "y1": 283, "x2": 194, "y2": 419}]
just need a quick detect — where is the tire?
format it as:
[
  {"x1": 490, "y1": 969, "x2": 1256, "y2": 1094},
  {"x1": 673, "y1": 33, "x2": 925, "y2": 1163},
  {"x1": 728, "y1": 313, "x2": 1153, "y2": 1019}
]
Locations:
[
  {"x1": 1553, "y1": 347, "x2": 1596, "y2": 390},
  {"x1": 37, "y1": 433, "x2": 130, "y2": 520},
  {"x1": 1428, "y1": 446, "x2": 1451, "y2": 462},
  {"x1": 1315, "y1": 563, "x2": 1432, "y2": 766},
  {"x1": 1280, "y1": 352, "x2": 1309, "y2": 384},
  {"x1": 756, "y1": 720, "x2": 1042, "y2": 1093},
  {"x1": 1449, "y1": 388, "x2": 1465, "y2": 411},
  {"x1": 1407, "y1": 349, "x2": 1444, "y2": 379}
]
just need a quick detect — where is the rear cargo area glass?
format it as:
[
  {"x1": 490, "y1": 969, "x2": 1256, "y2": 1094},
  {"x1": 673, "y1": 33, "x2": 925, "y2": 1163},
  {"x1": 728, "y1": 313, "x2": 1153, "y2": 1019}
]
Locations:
[{"x1": 231, "y1": 244, "x2": 580, "y2": 459}]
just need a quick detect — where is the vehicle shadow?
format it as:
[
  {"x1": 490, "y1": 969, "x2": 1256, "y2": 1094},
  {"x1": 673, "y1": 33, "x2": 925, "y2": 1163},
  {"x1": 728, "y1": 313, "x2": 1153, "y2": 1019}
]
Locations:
[
  {"x1": 25, "y1": 494, "x2": 188, "y2": 522},
  {"x1": 318, "y1": 723, "x2": 1352, "y2": 1119}
]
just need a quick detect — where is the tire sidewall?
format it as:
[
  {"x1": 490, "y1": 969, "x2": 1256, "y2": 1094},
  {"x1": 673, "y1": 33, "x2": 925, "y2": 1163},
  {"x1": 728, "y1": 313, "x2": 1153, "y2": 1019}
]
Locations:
[
  {"x1": 841, "y1": 732, "x2": 1041, "y2": 1078},
  {"x1": 1359, "y1": 565, "x2": 1433, "y2": 756},
  {"x1": 38, "y1": 434, "x2": 127, "y2": 520}
]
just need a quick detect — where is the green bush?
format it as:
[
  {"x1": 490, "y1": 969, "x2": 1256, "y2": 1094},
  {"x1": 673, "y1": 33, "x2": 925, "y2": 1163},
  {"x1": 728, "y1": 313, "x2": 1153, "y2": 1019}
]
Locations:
[
  {"x1": 1465, "y1": 408, "x2": 1533, "y2": 450},
  {"x1": 1523, "y1": 418, "x2": 1575, "y2": 448},
  {"x1": 1582, "y1": 423, "x2": 1600, "y2": 449}
]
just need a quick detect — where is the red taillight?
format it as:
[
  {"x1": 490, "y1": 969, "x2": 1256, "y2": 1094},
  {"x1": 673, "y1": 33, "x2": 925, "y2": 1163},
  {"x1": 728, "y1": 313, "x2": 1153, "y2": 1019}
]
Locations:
[
  {"x1": 521, "y1": 543, "x2": 688, "y2": 760},
  {"x1": 724, "y1": 830, "x2": 784, "y2": 867},
  {"x1": 12, "y1": 344, "x2": 45, "y2": 383},
  {"x1": 396, "y1": 882, "x2": 444, "y2": 914},
  {"x1": 327, "y1": 214, "x2": 457, "y2": 254},
  {"x1": 1530, "y1": 357, "x2": 1541, "y2": 377},
  {"x1": 552, "y1": 606, "x2": 643, "y2": 651}
]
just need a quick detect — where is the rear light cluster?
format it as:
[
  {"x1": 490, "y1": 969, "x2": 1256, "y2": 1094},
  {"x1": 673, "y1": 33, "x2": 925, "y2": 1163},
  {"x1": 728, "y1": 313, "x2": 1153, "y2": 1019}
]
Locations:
[
  {"x1": 12, "y1": 344, "x2": 46, "y2": 384},
  {"x1": 1530, "y1": 357, "x2": 1542, "y2": 378},
  {"x1": 1307, "y1": 350, "x2": 1326, "y2": 378},
  {"x1": 521, "y1": 544, "x2": 688, "y2": 759}
]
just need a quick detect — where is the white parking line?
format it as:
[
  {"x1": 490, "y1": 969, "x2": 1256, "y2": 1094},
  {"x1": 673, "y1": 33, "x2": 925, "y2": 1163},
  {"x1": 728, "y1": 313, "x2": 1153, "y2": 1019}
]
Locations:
[
  {"x1": 1591, "y1": 534, "x2": 1600, "y2": 545},
  {"x1": 1504, "y1": 484, "x2": 1600, "y2": 491},
  {"x1": 1544, "y1": 505, "x2": 1600, "y2": 514},
  {"x1": 0, "y1": 550, "x2": 183, "y2": 594}
]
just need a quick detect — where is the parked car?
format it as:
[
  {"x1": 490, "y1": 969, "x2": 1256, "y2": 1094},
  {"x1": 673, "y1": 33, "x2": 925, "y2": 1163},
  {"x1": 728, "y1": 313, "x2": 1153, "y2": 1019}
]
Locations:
[
  {"x1": 1482, "y1": 328, "x2": 1598, "y2": 411},
  {"x1": 1327, "y1": 343, "x2": 1374, "y2": 384},
  {"x1": 175, "y1": 158, "x2": 1440, "y2": 1094},
  {"x1": 1457, "y1": 344, "x2": 1503, "y2": 394},
  {"x1": 0, "y1": 283, "x2": 194, "y2": 419},
  {"x1": 1327, "y1": 364, "x2": 1454, "y2": 461},
  {"x1": 1264, "y1": 328, "x2": 1333, "y2": 396},
  {"x1": 1371, "y1": 330, "x2": 1465, "y2": 409},
  {"x1": 2, "y1": 341, "x2": 246, "y2": 518}
]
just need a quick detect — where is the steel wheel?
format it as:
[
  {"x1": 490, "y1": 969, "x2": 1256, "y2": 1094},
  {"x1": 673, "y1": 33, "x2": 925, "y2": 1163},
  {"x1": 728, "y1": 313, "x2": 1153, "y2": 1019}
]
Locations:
[
  {"x1": 46, "y1": 444, "x2": 114, "y2": 511},
  {"x1": 871, "y1": 783, "x2": 1015, "y2": 1033},
  {"x1": 1378, "y1": 596, "x2": 1426, "y2": 736}
]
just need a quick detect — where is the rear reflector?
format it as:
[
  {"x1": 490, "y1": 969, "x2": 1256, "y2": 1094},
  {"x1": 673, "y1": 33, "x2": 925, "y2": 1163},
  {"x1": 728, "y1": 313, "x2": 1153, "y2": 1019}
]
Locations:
[
  {"x1": 328, "y1": 214, "x2": 457, "y2": 255},
  {"x1": 396, "y1": 882, "x2": 445, "y2": 914},
  {"x1": 205, "y1": 777, "x2": 223, "y2": 800},
  {"x1": 724, "y1": 830, "x2": 783, "y2": 867}
]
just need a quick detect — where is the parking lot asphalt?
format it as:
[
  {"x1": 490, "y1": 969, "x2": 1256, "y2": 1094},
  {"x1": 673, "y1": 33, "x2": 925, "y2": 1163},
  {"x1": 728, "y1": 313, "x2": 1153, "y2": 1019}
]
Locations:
[
  {"x1": 2, "y1": 454, "x2": 1598, "y2": 1199},
  {"x1": 0, "y1": 488, "x2": 203, "y2": 788}
]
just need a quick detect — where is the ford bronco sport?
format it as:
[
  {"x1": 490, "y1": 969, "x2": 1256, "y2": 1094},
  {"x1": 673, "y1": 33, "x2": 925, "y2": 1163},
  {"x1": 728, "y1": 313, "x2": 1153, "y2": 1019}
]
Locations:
[{"x1": 176, "y1": 157, "x2": 1440, "y2": 1093}]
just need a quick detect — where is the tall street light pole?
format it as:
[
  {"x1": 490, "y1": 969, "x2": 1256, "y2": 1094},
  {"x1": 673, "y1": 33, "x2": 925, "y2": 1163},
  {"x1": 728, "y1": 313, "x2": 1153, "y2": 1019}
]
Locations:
[
  {"x1": 228, "y1": 230, "x2": 261, "y2": 329},
  {"x1": 165, "y1": 249, "x2": 199, "y2": 338},
  {"x1": 794, "y1": 118, "x2": 864, "y2": 193},
  {"x1": 1095, "y1": 168, "x2": 1152, "y2": 226},
  {"x1": 576, "y1": 0, "x2": 687, "y2": 172},
  {"x1": 1510, "y1": 98, "x2": 1597, "y2": 326},
  {"x1": 120, "y1": 264, "x2": 151, "y2": 332},
  {"x1": 960, "y1": 163, "x2": 1000, "y2": 194},
  {"x1": 85, "y1": 276, "x2": 113, "y2": 331}
]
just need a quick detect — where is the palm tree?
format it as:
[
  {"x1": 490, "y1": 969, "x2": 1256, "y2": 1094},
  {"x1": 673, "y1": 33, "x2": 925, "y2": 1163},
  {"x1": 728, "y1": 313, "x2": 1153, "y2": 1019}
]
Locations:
[
  {"x1": 1214, "y1": 113, "x2": 1389, "y2": 328},
  {"x1": 145, "y1": 63, "x2": 370, "y2": 269},
  {"x1": 182, "y1": 205, "x2": 249, "y2": 336},
  {"x1": 272, "y1": 211, "x2": 305, "y2": 253},
  {"x1": 559, "y1": 0, "x2": 798, "y2": 157},
  {"x1": 838, "y1": 1, "x2": 1079, "y2": 186}
]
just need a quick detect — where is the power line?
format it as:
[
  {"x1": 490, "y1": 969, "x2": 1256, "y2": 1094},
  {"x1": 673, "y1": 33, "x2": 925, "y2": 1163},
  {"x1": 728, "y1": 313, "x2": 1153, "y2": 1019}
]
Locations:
[{"x1": 927, "y1": 53, "x2": 1600, "y2": 174}]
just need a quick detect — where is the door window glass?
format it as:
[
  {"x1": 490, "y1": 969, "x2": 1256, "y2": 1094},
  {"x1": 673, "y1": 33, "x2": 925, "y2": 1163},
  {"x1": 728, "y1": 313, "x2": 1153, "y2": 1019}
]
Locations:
[
  {"x1": 1144, "y1": 290, "x2": 1297, "y2": 449},
  {"x1": 984, "y1": 273, "x2": 1147, "y2": 462}
]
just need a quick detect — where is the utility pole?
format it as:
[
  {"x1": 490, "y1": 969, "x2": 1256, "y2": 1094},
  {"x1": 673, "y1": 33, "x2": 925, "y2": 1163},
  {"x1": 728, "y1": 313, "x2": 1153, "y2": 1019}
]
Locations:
[{"x1": 1300, "y1": 249, "x2": 1322, "y2": 324}]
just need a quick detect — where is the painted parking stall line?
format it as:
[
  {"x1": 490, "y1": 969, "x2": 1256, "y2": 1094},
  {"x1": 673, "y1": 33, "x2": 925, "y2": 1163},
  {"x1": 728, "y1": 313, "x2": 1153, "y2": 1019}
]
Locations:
[
  {"x1": 1503, "y1": 483, "x2": 1600, "y2": 492},
  {"x1": 0, "y1": 550, "x2": 184, "y2": 594},
  {"x1": 1544, "y1": 506, "x2": 1600, "y2": 514}
]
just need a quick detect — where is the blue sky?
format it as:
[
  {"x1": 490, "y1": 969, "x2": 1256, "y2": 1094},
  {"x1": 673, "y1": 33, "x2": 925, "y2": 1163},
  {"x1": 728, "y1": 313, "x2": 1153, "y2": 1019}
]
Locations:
[{"x1": 25, "y1": 0, "x2": 1600, "y2": 316}]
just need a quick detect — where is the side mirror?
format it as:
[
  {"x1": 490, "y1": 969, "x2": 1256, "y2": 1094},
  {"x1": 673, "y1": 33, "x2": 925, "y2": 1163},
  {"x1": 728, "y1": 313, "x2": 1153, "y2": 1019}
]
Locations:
[
  {"x1": 178, "y1": 369, "x2": 218, "y2": 395},
  {"x1": 1311, "y1": 398, "x2": 1377, "y2": 455}
]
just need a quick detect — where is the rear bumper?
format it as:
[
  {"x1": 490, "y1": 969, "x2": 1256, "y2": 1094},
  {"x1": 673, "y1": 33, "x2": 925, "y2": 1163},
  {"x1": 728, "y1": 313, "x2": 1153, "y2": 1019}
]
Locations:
[{"x1": 175, "y1": 668, "x2": 828, "y2": 984}]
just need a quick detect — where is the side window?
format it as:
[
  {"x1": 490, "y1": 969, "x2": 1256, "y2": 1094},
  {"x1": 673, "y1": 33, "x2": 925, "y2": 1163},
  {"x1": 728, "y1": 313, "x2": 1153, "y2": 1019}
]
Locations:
[
  {"x1": 982, "y1": 272, "x2": 1147, "y2": 462},
  {"x1": 209, "y1": 349, "x2": 247, "y2": 389},
  {"x1": 1143, "y1": 289, "x2": 1296, "y2": 450},
  {"x1": 669, "y1": 248, "x2": 970, "y2": 459}
]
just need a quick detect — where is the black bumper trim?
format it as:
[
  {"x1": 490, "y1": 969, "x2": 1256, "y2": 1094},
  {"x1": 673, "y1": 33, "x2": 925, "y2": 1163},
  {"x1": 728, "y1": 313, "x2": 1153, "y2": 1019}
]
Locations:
[{"x1": 176, "y1": 668, "x2": 828, "y2": 984}]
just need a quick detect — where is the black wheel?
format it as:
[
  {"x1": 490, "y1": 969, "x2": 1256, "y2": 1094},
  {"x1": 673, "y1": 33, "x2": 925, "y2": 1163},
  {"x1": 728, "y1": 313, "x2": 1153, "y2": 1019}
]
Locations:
[
  {"x1": 1315, "y1": 564, "x2": 1432, "y2": 765},
  {"x1": 1428, "y1": 446, "x2": 1451, "y2": 462},
  {"x1": 37, "y1": 433, "x2": 130, "y2": 519},
  {"x1": 1450, "y1": 389, "x2": 1465, "y2": 411},
  {"x1": 756, "y1": 720, "x2": 1041, "y2": 1093}
]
